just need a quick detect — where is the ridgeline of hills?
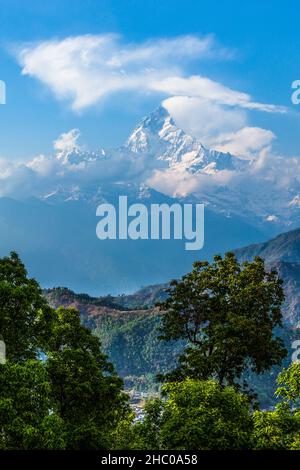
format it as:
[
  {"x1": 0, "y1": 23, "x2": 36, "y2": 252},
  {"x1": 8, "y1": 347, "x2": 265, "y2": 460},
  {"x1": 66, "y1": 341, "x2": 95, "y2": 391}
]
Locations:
[
  {"x1": 44, "y1": 284, "x2": 180, "y2": 391},
  {"x1": 235, "y1": 227, "x2": 300, "y2": 264},
  {"x1": 44, "y1": 227, "x2": 300, "y2": 404}
]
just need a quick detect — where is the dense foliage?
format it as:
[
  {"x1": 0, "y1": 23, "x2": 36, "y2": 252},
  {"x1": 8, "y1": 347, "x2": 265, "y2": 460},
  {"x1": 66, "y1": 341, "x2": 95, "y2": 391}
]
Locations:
[
  {"x1": 1, "y1": 251, "x2": 300, "y2": 450},
  {"x1": 158, "y1": 253, "x2": 287, "y2": 396},
  {"x1": 0, "y1": 253, "x2": 130, "y2": 449},
  {"x1": 132, "y1": 379, "x2": 252, "y2": 450},
  {"x1": 128, "y1": 365, "x2": 300, "y2": 450},
  {"x1": 252, "y1": 363, "x2": 300, "y2": 449},
  {"x1": 95, "y1": 312, "x2": 184, "y2": 386}
]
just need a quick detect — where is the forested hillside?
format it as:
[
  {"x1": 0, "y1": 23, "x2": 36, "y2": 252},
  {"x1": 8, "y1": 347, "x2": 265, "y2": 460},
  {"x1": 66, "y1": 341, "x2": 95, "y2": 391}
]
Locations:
[{"x1": 43, "y1": 228, "x2": 300, "y2": 405}]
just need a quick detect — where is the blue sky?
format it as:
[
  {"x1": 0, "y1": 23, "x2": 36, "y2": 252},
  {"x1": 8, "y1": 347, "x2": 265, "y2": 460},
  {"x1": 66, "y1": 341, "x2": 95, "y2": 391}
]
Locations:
[{"x1": 0, "y1": 0, "x2": 300, "y2": 161}]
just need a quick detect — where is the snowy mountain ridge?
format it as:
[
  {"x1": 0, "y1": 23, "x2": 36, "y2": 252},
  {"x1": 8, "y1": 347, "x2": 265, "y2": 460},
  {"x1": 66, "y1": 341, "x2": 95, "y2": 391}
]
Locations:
[{"x1": 37, "y1": 104, "x2": 300, "y2": 234}]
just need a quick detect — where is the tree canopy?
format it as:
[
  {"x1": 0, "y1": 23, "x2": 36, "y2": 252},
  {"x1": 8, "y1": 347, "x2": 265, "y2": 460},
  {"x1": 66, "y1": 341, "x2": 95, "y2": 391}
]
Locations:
[
  {"x1": 158, "y1": 253, "x2": 287, "y2": 396},
  {"x1": 133, "y1": 379, "x2": 253, "y2": 450},
  {"x1": 0, "y1": 250, "x2": 298, "y2": 451},
  {"x1": 252, "y1": 363, "x2": 300, "y2": 450},
  {"x1": 0, "y1": 252, "x2": 130, "y2": 449}
]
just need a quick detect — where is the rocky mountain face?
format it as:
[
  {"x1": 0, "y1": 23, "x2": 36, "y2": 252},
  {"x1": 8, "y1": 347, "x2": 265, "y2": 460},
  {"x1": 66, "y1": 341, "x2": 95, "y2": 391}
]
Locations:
[
  {"x1": 122, "y1": 106, "x2": 247, "y2": 173},
  {"x1": 46, "y1": 105, "x2": 300, "y2": 233},
  {"x1": 43, "y1": 286, "x2": 183, "y2": 387},
  {"x1": 235, "y1": 228, "x2": 300, "y2": 265}
]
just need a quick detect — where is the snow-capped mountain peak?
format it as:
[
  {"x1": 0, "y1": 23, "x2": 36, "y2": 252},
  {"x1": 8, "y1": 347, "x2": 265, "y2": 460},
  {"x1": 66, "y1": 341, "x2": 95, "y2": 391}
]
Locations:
[
  {"x1": 123, "y1": 106, "x2": 176, "y2": 154},
  {"x1": 55, "y1": 146, "x2": 105, "y2": 166},
  {"x1": 123, "y1": 105, "x2": 248, "y2": 173},
  {"x1": 39, "y1": 105, "x2": 300, "y2": 233}
]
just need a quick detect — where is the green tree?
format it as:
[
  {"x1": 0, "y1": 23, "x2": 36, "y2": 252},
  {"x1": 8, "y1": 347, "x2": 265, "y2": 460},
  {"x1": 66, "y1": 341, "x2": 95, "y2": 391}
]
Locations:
[
  {"x1": 252, "y1": 363, "x2": 300, "y2": 449},
  {"x1": 134, "y1": 379, "x2": 252, "y2": 450},
  {"x1": 276, "y1": 361, "x2": 300, "y2": 406},
  {"x1": 45, "y1": 307, "x2": 130, "y2": 449},
  {"x1": 0, "y1": 252, "x2": 53, "y2": 361},
  {"x1": 0, "y1": 360, "x2": 65, "y2": 449},
  {"x1": 158, "y1": 253, "x2": 286, "y2": 395},
  {"x1": 133, "y1": 398, "x2": 164, "y2": 449},
  {"x1": 0, "y1": 253, "x2": 130, "y2": 450}
]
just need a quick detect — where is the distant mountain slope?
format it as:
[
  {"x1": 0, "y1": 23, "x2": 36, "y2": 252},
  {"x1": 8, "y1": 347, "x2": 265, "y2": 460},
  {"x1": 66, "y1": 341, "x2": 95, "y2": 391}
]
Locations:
[
  {"x1": 43, "y1": 271, "x2": 296, "y2": 406},
  {"x1": 235, "y1": 228, "x2": 300, "y2": 264},
  {"x1": 274, "y1": 261, "x2": 300, "y2": 325},
  {"x1": 41, "y1": 226, "x2": 300, "y2": 406},
  {"x1": 44, "y1": 286, "x2": 183, "y2": 385},
  {"x1": 43, "y1": 226, "x2": 300, "y2": 326}
]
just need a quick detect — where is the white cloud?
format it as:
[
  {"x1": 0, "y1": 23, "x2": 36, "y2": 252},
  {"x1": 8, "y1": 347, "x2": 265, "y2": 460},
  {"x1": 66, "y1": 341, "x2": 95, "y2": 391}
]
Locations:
[
  {"x1": 18, "y1": 34, "x2": 219, "y2": 110},
  {"x1": 153, "y1": 76, "x2": 286, "y2": 113},
  {"x1": 17, "y1": 33, "x2": 285, "y2": 114},
  {"x1": 147, "y1": 167, "x2": 234, "y2": 198},
  {"x1": 53, "y1": 128, "x2": 81, "y2": 153},
  {"x1": 266, "y1": 215, "x2": 278, "y2": 222},
  {"x1": 163, "y1": 96, "x2": 247, "y2": 145},
  {"x1": 162, "y1": 97, "x2": 277, "y2": 159},
  {"x1": 106, "y1": 34, "x2": 222, "y2": 65},
  {"x1": 213, "y1": 127, "x2": 276, "y2": 158},
  {"x1": 27, "y1": 154, "x2": 57, "y2": 176},
  {"x1": 13, "y1": 33, "x2": 290, "y2": 210},
  {"x1": 0, "y1": 159, "x2": 16, "y2": 179}
]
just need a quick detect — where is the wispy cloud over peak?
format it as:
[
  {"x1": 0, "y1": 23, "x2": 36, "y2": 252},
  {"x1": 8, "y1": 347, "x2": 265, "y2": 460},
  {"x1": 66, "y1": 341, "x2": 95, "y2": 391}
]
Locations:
[
  {"x1": 15, "y1": 32, "x2": 284, "y2": 115},
  {"x1": 17, "y1": 33, "x2": 221, "y2": 110},
  {"x1": 156, "y1": 76, "x2": 286, "y2": 113}
]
